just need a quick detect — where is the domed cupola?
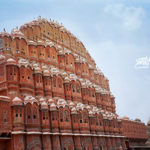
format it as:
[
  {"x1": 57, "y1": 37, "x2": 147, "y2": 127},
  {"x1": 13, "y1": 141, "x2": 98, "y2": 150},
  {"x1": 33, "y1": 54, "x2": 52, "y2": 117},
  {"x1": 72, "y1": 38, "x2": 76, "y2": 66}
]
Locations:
[
  {"x1": 24, "y1": 95, "x2": 37, "y2": 104},
  {"x1": 11, "y1": 97, "x2": 24, "y2": 131},
  {"x1": 41, "y1": 101, "x2": 48, "y2": 110},
  {"x1": 0, "y1": 28, "x2": 10, "y2": 37},
  {"x1": 12, "y1": 97, "x2": 23, "y2": 106},
  {"x1": 11, "y1": 28, "x2": 25, "y2": 39},
  {"x1": 50, "y1": 103, "x2": 57, "y2": 111},
  {"x1": 6, "y1": 58, "x2": 17, "y2": 65}
]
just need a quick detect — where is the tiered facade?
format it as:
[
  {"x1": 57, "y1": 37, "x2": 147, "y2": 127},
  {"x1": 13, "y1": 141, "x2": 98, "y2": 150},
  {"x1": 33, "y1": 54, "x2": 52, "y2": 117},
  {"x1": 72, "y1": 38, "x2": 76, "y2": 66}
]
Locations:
[{"x1": 0, "y1": 17, "x2": 148, "y2": 150}]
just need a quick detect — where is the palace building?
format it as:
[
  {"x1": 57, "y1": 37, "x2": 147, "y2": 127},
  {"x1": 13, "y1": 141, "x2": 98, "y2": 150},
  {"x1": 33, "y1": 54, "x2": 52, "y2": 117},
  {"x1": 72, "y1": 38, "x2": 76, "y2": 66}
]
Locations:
[{"x1": 0, "y1": 17, "x2": 148, "y2": 150}]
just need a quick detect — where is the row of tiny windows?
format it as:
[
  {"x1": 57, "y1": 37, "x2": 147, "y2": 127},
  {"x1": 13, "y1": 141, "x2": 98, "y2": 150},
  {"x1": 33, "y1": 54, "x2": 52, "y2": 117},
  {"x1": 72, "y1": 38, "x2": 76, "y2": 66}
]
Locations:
[{"x1": 15, "y1": 108, "x2": 109, "y2": 126}]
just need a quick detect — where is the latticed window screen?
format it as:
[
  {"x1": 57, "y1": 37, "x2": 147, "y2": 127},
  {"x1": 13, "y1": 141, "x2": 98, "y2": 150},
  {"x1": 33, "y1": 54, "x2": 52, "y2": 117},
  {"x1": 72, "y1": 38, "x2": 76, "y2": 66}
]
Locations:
[
  {"x1": 76, "y1": 84, "x2": 80, "y2": 93},
  {"x1": 72, "y1": 84, "x2": 75, "y2": 92},
  {"x1": 58, "y1": 78, "x2": 62, "y2": 88},
  {"x1": 83, "y1": 112, "x2": 88, "y2": 123},
  {"x1": 64, "y1": 110, "x2": 69, "y2": 122},
  {"x1": 59, "y1": 108, "x2": 63, "y2": 122},
  {"x1": 53, "y1": 77, "x2": 56, "y2": 87}
]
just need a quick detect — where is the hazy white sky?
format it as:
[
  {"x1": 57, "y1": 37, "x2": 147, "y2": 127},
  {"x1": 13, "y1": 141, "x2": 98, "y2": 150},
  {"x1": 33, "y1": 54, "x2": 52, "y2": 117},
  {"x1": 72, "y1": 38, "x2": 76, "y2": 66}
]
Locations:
[{"x1": 0, "y1": 0, "x2": 150, "y2": 123}]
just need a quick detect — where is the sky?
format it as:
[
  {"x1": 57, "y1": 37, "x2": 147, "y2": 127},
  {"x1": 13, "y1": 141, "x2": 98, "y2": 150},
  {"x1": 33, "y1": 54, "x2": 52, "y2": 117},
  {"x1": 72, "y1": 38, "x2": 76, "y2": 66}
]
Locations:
[{"x1": 0, "y1": 0, "x2": 150, "y2": 123}]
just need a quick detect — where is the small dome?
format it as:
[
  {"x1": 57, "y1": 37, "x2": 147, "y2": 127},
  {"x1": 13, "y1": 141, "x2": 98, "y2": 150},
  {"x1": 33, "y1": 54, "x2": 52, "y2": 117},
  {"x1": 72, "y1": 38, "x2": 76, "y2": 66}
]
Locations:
[
  {"x1": 122, "y1": 116, "x2": 129, "y2": 120},
  {"x1": 12, "y1": 97, "x2": 22, "y2": 106},
  {"x1": 28, "y1": 40, "x2": 36, "y2": 45},
  {"x1": 50, "y1": 103, "x2": 57, "y2": 111},
  {"x1": 89, "y1": 110, "x2": 94, "y2": 117},
  {"x1": 86, "y1": 105, "x2": 91, "y2": 110},
  {"x1": 58, "y1": 49, "x2": 65, "y2": 55},
  {"x1": 24, "y1": 96, "x2": 37, "y2": 104},
  {"x1": 76, "y1": 103, "x2": 85, "y2": 110},
  {"x1": 37, "y1": 40, "x2": 45, "y2": 46},
  {"x1": 135, "y1": 118, "x2": 141, "y2": 122},
  {"x1": 39, "y1": 97, "x2": 45, "y2": 103},
  {"x1": 42, "y1": 65, "x2": 48, "y2": 70},
  {"x1": 61, "y1": 72, "x2": 67, "y2": 77},
  {"x1": 93, "y1": 106, "x2": 99, "y2": 113},
  {"x1": 71, "y1": 107, "x2": 78, "y2": 114},
  {"x1": 68, "y1": 101, "x2": 75, "y2": 108},
  {"x1": 33, "y1": 63, "x2": 39, "y2": 68},
  {"x1": 88, "y1": 64, "x2": 94, "y2": 70},
  {"x1": 69, "y1": 74, "x2": 78, "y2": 81},
  {"x1": 64, "y1": 77, "x2": 70, "y2": 83},
  {"x1": 7, "y1": 58, "x2": 17, "y2": 65},
  {"x1": 49, "y1": 41, "x2": 55, "y2": 47},
  {"x1": 11, "y1": 28, "x2": 25, "y2": 38},
  {"x1": 18, "y1": 58, "x2": 29, "y2": 67},
  {"x1": 41, "y1": 101, "x2": 48, "y2": 109},
  {"x1": 50, "y1": 67, "x2": 59, "y2": 74},
  {"x1": 0, "y1": 29, "x2": 10, "y2": 37},
  {"x1": 75, "y1": 57, "x2": 80, "y2": 63},
  {"x1": 57, "y1": 99, "x2": 67, "y2": 108},
  {"x1": 34, "y1": 66, "x2": 41, "y2": 73},
  {"x1": 57, "y1": 45, "x2": 62, "y2": 50},
  {"x1": 43, "y1": 69, "x2": 50, "y2": 76},
  {"x1": 45, "y1": 40, "x2": 54, "y2": 47},
  {"x1": 0, "y1": 54, "x2": 6, "y2": 61},
  {"x1": 47, "y1": 98, "x2": 54, "y2": 105}
]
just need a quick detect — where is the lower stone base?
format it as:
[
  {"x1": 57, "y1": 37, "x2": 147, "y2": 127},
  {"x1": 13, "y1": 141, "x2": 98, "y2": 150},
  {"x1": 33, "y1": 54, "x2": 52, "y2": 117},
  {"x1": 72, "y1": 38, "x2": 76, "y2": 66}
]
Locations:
[{"x1": 4, "y1": 134, "x2": 127, "y2": 150}]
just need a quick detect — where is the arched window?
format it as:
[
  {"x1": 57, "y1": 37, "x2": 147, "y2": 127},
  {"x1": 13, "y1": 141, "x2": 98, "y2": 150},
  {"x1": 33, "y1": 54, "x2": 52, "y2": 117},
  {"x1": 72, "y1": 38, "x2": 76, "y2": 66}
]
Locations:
[
  {"x1": 59, "y1": 108, "x2": 63, "y2": 122},
  {"x1": 88, "y1": 89, "x2": 91, "y2": 97},
  {"x1": 15, "y1": 108, "x2": 18, "y2": 117},
  {"x1": 14, "y1": 66, "x2": 17, "y2": 80},
  {"x1": 53, "y1": 77, "x2": 56, "y2": 87},
  {"x1": 74, "y1": 116, "x2": 78, "y2": 123},
  {"x1": 40, "y1": 75, "x2": 42, "y2": 83},
  {"x1": 79, "y1": 113, "x2": 82, "y2": 123},
  {"x1": 52, "y1": 112, "x2": 57, "y2": 121},
  {"x1": 20, "y1": 66, "x2": 25, "y2": 80},
  {"x1": 32, "y1": 103, "x2": 39, "y2": 123},
  {"x1": 16, "y1": 40, "x2": 19, "y2": 49},
  {"x1": 43, "y1": 111, "x2": 46, "y2": 120},
  {"x1": 92, "y1": 90, "x2": 95, "y2": 97},
  {"x1": 66, "y1": 56, "x2": 68, "y2": 65},
  {"x1": 3, "y1": 110, "x2": 8, "y2": 123},
  {"x1": 58, "y1": 78, "x2": 62, "y2": 88},
  {"x1": 20, "y1": 108, "x2": 22, "y2": 117},
  {"x1": 76, "y1": 84, "x2": 80, "y2": 93},
  {"x1": 83, "y1": 112, "x2": 88, "y2": 123},
  {"x1": 26, "y1": 103, "x2": 32, "y2": 123},
  {"x1": 96, "y1": 117, "x2": 99, "y2": 126},
  {"x1": 72, "y1": 84, "x2": 75, "y2": 92},
  {"x1": 64, "y1": 110, "x2": 69, "y2": 122}
]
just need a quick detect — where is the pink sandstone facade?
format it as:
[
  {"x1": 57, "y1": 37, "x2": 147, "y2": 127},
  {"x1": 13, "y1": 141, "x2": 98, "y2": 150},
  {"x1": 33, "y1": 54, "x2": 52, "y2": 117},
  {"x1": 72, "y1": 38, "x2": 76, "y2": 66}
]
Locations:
[{"x1": 0, "y1": 17, "x2": 148, "y2": 150}]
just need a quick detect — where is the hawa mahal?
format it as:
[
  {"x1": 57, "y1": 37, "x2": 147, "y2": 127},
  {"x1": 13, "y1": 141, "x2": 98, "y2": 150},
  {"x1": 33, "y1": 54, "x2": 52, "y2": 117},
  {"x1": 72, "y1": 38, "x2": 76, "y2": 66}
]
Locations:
[{"x1": 0, "y1": 17, "x2": 148, "y2": 150}]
